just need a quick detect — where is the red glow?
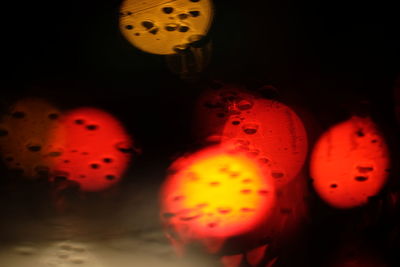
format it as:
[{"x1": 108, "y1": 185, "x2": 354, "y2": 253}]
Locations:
[
  {"x1": 310, "y1": 116, "x2": 390, "y2": 209},
  {"x1": 160, "y1": 146, "x2": 275, "y2": 252},
  {"x1": 196, "y1": 87, "x2": 308, "y2": 187},
  {"x1": 51, "y1": 107, "x2": 132, "y2": 192}
]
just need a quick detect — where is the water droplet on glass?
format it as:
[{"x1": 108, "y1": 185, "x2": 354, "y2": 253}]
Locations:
[
  {"x1": 165, "y1": 23, "x2": 178, "y2": 31},
  {"x1": 141, "y1": 21, "x2": 154, "y2": 29},
  {"x1": 355, "y1": 176, "x2": 368, "y2": 182},
  {"x1": 242, "y1": 123, "x2": 259, "y2": 135},
  {"x1": 86, "y1": 125, "x2": 98, "y2": 131},
  {"x1": 189, "y1": 11, "x2": 200, "y2": 17},
  {"x1": 218, "y1": 207, "x2": 232, "y2": 214},
  {"x1": 11, "y1": 111, "x2": 26, "y2": 119},
  {"x1": 105, "y1": 175, "x2": 116, "y2": 180},
  {"x1": 237, "y1": 99, "x2": 253, "y2": 110},
  {"x1": 162, "y1": 7, "x2": 174, "y2": 14},
  {"x1": 357, "y1": 166, "x2": 374, "y2": 173},
  {"x1": 115, "y1": 142, "x2": 134, "y2": 153},
  {"x1": 27, "y1": 144, "x2": 42, "y2": 152}
]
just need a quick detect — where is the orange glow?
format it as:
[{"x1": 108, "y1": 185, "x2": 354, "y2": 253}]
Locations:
[
  {"x1": 160, "y1": 146, "x2": 275, "y2": 251},
  {"x1": 0, "y1": 100, "x2": 133, "y2": 192},
  {"x1": 51, "y1": 107, "x2": 133, "y2": 192},
  {"x1": 120, "y1": 0, "x2": 214, "y2": 55},
  {"x1": 0, "y1": 98, "x2": 61, "y2": 177},
  {"x1": 196, "y1": 87, "x2": 308, "y2": 187},
  {"x1": 310, "y1": 116, "x2": 390, "y2": 209}
]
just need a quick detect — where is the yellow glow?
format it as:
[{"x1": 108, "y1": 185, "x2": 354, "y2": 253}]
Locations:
[
  {"x1": 161, "y1": 148, "x2": 275, "y2": 239},
  {"x1": 119, "y1": 0, "x2": 214, "y2": 55}
]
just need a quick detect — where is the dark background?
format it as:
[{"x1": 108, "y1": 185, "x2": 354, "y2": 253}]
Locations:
[{"x1": 1, "y1": 0, "x2": 400, "y2": 266}]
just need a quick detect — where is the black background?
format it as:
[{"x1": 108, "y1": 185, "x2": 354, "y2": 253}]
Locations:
[{"x1": 1, "y1": 0, "x2": 400, "y2": 266}]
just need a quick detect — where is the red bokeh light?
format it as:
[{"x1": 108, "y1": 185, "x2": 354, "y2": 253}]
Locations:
[
  {"x1": 50, "y1": 107, "x2": 133, "y2": 192},
  {"x1": 310, "y1": 116, "x2": 390, "y2": 209}
]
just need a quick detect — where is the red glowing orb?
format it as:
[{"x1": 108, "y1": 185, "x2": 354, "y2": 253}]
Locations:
[
  {"x1": 160, "y1": 147, "x2": 275, "y2": 244},
  {"x1": 196, "y1": 87, "x2": 308, "y2": 187},
  {"x1": 51, "y1": 107, "x2": 133, "y2": 192},
  {"x1": 310, "y1": 116, "x2": 390, "y2": 209}
]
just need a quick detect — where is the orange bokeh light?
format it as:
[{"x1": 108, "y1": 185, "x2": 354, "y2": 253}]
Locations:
[{"x1": 310, "y1": 116, "x2": 390, "y2": 209}]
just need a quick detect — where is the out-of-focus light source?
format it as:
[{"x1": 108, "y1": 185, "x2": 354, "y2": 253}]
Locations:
[
  {"x1": 310, "y1": 116, "x2": 390, "y2": 209},
  {"x1": 119, "y1": 0, "x2": 214, "y2": 55},
  {"x1": 160, "y1": 146, "x2": 275, "y2": 253},
  {"x1": 0, "y1": 98, "x2": 61, "y2": 178},
  {"x1": 0, "y1": 99, "x2": 134, "y2": 193},
  {"x1": 50, "y1": 107, "x2": 134, "y2": 192},
  {"x1": 196, "y1": 87, "x2": 308, "y2": 187}
]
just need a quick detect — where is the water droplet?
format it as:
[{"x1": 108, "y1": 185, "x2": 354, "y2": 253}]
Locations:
[
  {"x1": 357, "y1": 166, "x2": 373, "y2": 173},
  {"x1": 242, "y1": 123, "x2": 259, "y2": 135},
  {"x1": 105, "y1": 175, "x2": 116, "y2": 180},
  {"x1": 178, "y1": 13, "x2": 189, "y2": 20},
  {"x1": 165, "y1": 23, "x2": 178, "y2": 31},
  {"x1": 162, "y1": 7, "x2": 174, "y2": 14},
  {"x1": 86, "y1": 125, "x2": 98, "y2": 131},
  {"x1": 115, "y1": 142, "x2": 134, "y2": 153},
  {"x1": 27, "y1": 144, "x2": 41, "y2": 152},
  {"x1": 356, "y1": 129, "x2": 365, "y2": 137},
  {"x1": 218, "y1": 207, "x2": 232, "y2": 214},
  {"x1": 90, "y1": 163, "x2": 100, "y2": 169},
  {"x1": 103, "y1": 158, "x2": 113, "y2": 163},
  {"x1": 48, "y1": 113, "x2": 59, "y2": 120},
  {"x1": 355, "y1": 176, "x2": 368, "y2": 182},
  {"x1": 237, "y1": 99, "x2": 253, "y2": 110},
  {"x1": 178, "y1": 26, "x2": 189, "y2": 32},
  {"x1": 330, "y1": 184, "x2": 338, "y2": 188},
  {"x1": 142, "y1": 21, "x2": 154, "y2": 29},
  {"x1": 189, "y1": 11, "x2": 200, "y2": 17},
  {"x1": 11, "y1": 111, "x2": 25, "y2": 119},
  {"x1": 149, "y1": 28, "x2": 159, "y2": 35}
]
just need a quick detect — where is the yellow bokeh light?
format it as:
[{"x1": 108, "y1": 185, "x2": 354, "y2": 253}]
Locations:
[{"x1": 119, "y1": 0, "x2": 214, "y2": 55}]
